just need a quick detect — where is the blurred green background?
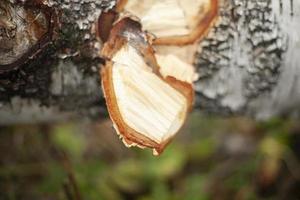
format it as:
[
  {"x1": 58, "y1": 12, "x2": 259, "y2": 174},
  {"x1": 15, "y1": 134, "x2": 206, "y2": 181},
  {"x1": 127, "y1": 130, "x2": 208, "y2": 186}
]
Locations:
[{"x1": 0, "y1": 112, "x2": 300, "y2": 200}]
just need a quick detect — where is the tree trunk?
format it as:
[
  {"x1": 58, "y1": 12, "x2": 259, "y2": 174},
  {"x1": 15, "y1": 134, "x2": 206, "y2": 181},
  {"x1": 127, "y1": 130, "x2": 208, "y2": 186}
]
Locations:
[{"x1": 0, "y1": 0, "x2": 299, "y2": 124}]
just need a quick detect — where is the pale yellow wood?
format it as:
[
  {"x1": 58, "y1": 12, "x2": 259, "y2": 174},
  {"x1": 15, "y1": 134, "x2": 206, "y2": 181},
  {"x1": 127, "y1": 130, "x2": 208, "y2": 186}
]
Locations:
[
  {"x1": 124, "y1": 0, "x2": 209, "y2": 37},
  {"x1": 156, "y1": 54, "x2": 199, "y2": 84},
  {"x1": 111, "y1": 45, "x2": 188, "y2": 143}
]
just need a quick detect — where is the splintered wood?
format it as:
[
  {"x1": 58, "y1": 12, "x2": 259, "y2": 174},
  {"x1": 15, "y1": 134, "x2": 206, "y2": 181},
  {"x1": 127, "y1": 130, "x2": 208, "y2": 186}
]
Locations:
[{"x1": 98, "y1": 0, "x2": 218, "y2": 155}]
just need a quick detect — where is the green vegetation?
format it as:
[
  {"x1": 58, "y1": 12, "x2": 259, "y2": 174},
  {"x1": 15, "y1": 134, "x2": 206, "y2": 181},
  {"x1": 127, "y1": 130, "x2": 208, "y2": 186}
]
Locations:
[{"x1": 0, "y1": 113, "x2": 299, "y2": 199}]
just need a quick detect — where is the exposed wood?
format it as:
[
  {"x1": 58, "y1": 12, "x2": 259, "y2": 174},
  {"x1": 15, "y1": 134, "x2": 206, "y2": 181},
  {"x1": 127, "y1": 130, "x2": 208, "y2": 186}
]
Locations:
[
  {"x1": 0, "y1": 0, "x2": 300, "y2": 124},
  {"x1": 100, "y1": 17, "x2": 194, "y2": 155}
]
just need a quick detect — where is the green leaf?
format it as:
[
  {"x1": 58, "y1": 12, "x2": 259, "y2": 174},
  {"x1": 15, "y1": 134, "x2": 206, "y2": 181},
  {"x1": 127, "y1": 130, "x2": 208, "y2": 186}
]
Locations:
[{"x1": 52, "y1": 124, "x2": 85, "y2": 158}]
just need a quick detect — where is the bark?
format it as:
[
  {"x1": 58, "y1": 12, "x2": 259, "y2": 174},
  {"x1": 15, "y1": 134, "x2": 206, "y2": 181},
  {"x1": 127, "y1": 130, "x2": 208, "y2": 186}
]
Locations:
[
  {"x1": 195, "y1": 0, "x2": 300, "y2": 119},
  {"x1": 0, "y1": 0, "x2": 299, "y2": 124}
]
